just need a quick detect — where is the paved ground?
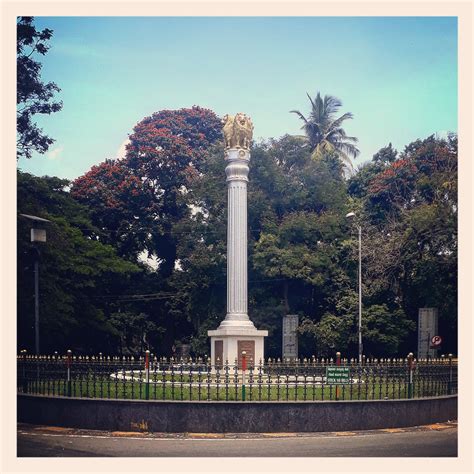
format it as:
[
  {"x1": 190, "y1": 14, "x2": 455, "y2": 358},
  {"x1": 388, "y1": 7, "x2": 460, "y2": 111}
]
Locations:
[{"x1": 17, "y1": 422, "x2": 457, "y2": 457}]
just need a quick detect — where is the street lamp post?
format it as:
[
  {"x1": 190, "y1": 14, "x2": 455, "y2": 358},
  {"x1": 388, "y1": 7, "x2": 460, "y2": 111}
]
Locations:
[
  {"x1": 20, "y1": 214, "x2": 51, "y2": 355},
  {"x1": 346, "y1": 212, "x2": 363, "y2": 363}
]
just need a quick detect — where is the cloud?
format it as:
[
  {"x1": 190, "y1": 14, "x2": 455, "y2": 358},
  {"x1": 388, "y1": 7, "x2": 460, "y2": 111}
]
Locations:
[
  {"x1": 47, "y1": 146, "x2": 64, "y2": 161},
  {"x1": 116, "y1": 139, "x2": 130, "y2": 159}
]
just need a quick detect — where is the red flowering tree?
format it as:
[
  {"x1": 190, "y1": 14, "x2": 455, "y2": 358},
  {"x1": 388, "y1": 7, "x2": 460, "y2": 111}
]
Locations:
[
  {"x1": 367, "y1": 135, "x2": 457, "y2": 221},
  {"x1": 71, "y1": 106, "x2": 222, "y2": 274},
  {"x1": 368, "y1": 158, "x2": 418, "y2": 207},
  {"x1": 359, "y1": 135, "x2": 458, "y2": 352},
  {"x1": 125, "y1": 106, "x2": 222, "y2": 188},
  {"x1": 71, "y1": 159, "x2": 155, "y2": 258}
]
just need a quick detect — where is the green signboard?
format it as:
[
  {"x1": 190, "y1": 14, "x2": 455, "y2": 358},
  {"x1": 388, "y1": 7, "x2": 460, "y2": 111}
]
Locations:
[{"x1": 326, "y1": 366, "x2": 350, "y2": 384}]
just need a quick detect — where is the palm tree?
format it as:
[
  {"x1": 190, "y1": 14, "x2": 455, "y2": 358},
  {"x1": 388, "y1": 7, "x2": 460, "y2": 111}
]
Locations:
[{"x1": 291, "y1": 92, "x2": 360, "y2": 169}]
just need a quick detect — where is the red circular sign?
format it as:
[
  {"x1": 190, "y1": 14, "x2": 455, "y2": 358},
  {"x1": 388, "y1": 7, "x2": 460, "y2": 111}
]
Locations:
[{"x1": 431, "y1": 335, "x2": 442, "y2": 346}]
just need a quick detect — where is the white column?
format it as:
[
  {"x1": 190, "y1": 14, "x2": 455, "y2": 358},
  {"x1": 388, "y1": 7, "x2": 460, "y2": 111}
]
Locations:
[
  {"x1": 218, "y1": 148, "x2": 255, "y2": 329},
  {"x1": 208, "y1": 115, "x2": 267, "y2": 367}
]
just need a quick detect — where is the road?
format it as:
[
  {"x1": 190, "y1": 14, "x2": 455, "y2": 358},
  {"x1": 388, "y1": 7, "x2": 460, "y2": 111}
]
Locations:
[{"x1": 17, "y1": 422, "x2": 457, "y2": 457}]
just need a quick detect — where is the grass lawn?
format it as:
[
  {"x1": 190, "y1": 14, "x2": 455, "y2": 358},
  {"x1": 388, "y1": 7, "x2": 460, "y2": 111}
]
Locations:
[{"x1": 19, "y1": 375, "x2": 449, "y2": 401}]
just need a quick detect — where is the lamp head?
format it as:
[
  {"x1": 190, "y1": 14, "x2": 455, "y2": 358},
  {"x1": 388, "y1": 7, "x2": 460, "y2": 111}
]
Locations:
[{"x1": 345, "y1": 211, "x2": 356, "y2": 219}]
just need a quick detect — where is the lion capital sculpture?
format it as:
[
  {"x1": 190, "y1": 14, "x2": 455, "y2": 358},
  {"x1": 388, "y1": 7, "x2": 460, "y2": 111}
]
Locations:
[{"x1": 222, "y1": 113, "x2": 254, "y2": 150}]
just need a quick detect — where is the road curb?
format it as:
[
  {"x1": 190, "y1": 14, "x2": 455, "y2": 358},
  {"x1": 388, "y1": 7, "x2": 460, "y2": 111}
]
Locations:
[{"x1": 17, "y1": 421, "x2": 457, "y2": 440}]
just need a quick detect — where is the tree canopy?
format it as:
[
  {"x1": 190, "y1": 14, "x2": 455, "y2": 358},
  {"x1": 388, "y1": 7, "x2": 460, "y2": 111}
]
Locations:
[
  {"x1": 17, "y1": 104, "x2": 457, "y2": 358},
  {"x1": 17, "y1": 17, "x2": 62, "y2": 160},
  {"x1": 17, "y1": 171, "x2": 142, "y2": 353},
  {"x1": 291, "y1": 92, "x2": 360, "y2": 169},
  {"x1": 71, "y1": 107, "x2": 222, "y2": 276}
]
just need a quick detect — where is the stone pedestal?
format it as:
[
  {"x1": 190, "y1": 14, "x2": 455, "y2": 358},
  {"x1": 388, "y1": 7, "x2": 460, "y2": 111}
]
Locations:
[
  {"x1": 208, "y1": 137, "x2": 267, "y2": 366},
  {"x1": 208, "y1": 327, "x2": 267, "y2": 367}
]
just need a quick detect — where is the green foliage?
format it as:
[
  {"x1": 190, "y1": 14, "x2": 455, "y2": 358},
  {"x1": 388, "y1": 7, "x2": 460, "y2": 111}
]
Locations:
[
  {"x1": 362, "y1": 305, "x2": 415, "y2": 356},
  {"x1": 71, "y1": 107, "x2": 222, "y2": 276},
  {"x1": 372, "y1": 143, "x2": 397, "y2": 164},
  {"x1": 70, "y1": 160, "x2": 153, "y2": 259},
  {"x1": 352, "y1": 135, "x2": 457, "y2": 353},
  {"x1": 290, "y1": 92, "x2": 360, "y2": 169},
  {"x1": 348, "y1": 144, "x2": 397, "y2": 203},
  {"x1": 298, "y1": 314, "x2": 353, "y2": 357},
  {"x1": 109, "y1": 311, "x2": 164, "y2": 355},
  {"x1": 17, "y1": 17, "x2": 62, "y2": 159},
  {"x1": 18, "y1": 101, "x2": 457, "y2": 358},
  {"x1": 254, "y1": 212, "x2": 343, "y2": 287},
  {"x1": 17, "y1": 171, "x2": 141, "y2": 353}
]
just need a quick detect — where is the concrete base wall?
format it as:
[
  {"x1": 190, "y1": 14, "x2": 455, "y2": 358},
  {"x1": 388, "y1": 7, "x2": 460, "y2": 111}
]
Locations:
[{"x1": 17, "y1": 394, "x2": 457, "y2": 433}]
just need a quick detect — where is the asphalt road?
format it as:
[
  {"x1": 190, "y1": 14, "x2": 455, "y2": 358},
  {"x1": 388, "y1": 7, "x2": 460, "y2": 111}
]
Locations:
[{"x1": 17, "y1": 422, "x2": 457, "y2": 457}]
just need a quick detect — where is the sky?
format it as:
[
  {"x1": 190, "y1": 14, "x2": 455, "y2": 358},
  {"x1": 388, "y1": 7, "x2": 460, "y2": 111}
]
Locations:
[{"x1": 17, "y1": 16, "x2": 458, "y2": 181}]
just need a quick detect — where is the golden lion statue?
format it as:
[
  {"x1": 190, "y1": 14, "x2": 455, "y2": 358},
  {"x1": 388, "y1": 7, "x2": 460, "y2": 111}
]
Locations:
[{"x1": 222, "y1": 113, "x2": 253, "y2": 150}]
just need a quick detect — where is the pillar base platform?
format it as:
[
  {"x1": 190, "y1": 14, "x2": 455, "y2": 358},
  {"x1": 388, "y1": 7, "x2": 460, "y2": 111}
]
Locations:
[{"x1": 208, "y1": 327, "x2": 268, "y2": 367}]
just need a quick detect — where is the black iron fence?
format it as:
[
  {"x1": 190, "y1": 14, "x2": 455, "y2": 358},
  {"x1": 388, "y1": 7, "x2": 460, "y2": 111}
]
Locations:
[{"x1": 17, "y1": 352, "x2": 457, "y2": 402}]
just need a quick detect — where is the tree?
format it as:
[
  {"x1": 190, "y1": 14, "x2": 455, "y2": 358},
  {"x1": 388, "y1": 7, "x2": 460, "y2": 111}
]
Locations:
[
  {"x1": 291, "y1": 92, "x2": 359, "y2": 168},
  {"x1": 360, "y1": 305, "x2": 415, "y2": 356},
  {"x1": 109, "y1": 311, "x2": 164, "y2": 355},
  {"x1": 347, "y1": 143, "x2": 398, "y2": 198},
  {"x1": 250, "y1": 136, "x2": 348, "y2": 321},
  {"x1": 372, "y1": 142, "x2": 397, "y2": 165},
  {"x1": 352, "y1": 135, "x2": 457, "y2": 353},
  {"x1": 298, "y1": 285, "x2": 415, "y2": 357},
  {"x1": 72, "y1": 107, "x2": 222, "y2": 275},
  {"x1": 125, "y1": 106, "x2": 222, "y2": 276},
  {"x1": 70, "y1": 159, "x2": 154, "y2": 259},
  {"x1": 298, "y1": 313, "x2": 353, "y2": 357},
  {"x1": 66, "y1": 101, "x2": 456, "y2": 358},
  {"x1": 17, "y1": 17, "x2": 62, "y2": 159},
  {"x1": 17, "y1": 171, "x2": 141, "y2": 353},
  {"x1": 253, "y1": 212, "x2": 346, "y2": 313},
  {"x1": 71, "y1": 107, "x2": 222, "y2": 354}
]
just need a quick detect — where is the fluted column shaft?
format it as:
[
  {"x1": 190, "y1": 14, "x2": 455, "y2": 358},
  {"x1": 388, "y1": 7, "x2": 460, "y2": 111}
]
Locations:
[{"x1": 219, "y1": 148, "x2": 254, "y2": 329}]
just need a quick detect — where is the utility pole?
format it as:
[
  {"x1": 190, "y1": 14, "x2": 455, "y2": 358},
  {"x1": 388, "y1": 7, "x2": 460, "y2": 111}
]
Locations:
[
  {"x1": 358, "y1": 224, "x2": 362, "y2": 364},
  {"x1": 346, "y1": 211, "x2": 363, "y2": 363},
  {"x1": 20, "y1": 214, "x2": 51, "y2": 355}
]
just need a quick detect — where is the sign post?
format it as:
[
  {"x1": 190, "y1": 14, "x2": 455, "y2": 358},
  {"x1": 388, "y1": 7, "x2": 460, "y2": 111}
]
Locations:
[
  {"x1": 325, "y1": 352, "x2": 351, "y2": 401},
  {"x1": 326, "y1": 366, "x2": 350, "y2": 384},
  {"x1": 145, "y1": 350, "x2": 150, "y2": 400},
  {"x1": 430, "y1": 335, "x2": 442, "y2": 348}
]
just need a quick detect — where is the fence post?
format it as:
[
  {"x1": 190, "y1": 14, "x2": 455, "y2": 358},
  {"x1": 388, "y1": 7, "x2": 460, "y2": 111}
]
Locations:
[
  {"x1": 241, "y1": 351, "x2": 247, "y2": 401},
  {"x1": 66, "y1": 350, "x2": 72, "y2": 397},
  {"x1": 407, "y1": 352, "x2": 414, "y2": 399},
  {"x1": 335, "y1": 351, "x2": 341, "y2": 401},
  {"x1": 145, "y1": 350, "x2": 150, "y2": 400},
  {"x1": 21, "y1": 349, "x2": 28, "y2": 393},
  {"x1": 448, "y1": 353, "x2": 453, "y2": 395}
]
